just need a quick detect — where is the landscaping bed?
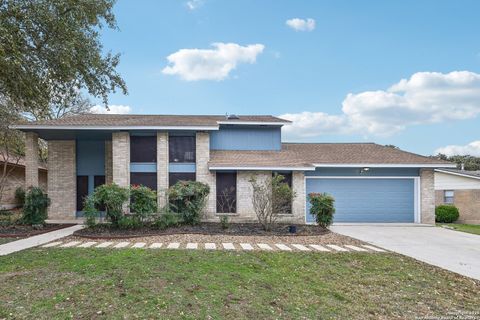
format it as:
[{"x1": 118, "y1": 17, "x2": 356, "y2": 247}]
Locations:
[
  {"x1": 0, "y1": 223, "x2": 75, "y2": 238},
  {"x1": 75, "y1": 222, "x2": 329, "y2": 238}
]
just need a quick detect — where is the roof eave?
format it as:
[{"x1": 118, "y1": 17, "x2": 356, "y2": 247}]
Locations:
[
  {"x1": 209, "y1": 165, "x2": 316, "y2": 171},
  {"x1": 312, "y1": 163, "x2": 457, "y2": 168},
  {"x1": 435, "y1": 169, "x2": 480, "y2": 180},
  {"x1": 9, "y1": 125, "x2": 220, "y2": 131}
]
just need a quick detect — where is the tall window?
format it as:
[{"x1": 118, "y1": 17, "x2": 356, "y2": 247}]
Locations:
[
  {"x1": 130, "y1": 136, "x2": 156, "y2": 163},
  {"x1": 169, "y1": 172, "x2": 196, "y2": 187},
  {"x1": 444, "y1": 190, "x2": 454, "y2": 204},
  {"x1": 169, "y1": 136, "x2": 195, "y2": 163},
  {"x1": 272, "y1": 171, "x2": 293, "y2": 214},
  {"x1": 216, "y1": 172, "x2": 237, "y2": 213}
]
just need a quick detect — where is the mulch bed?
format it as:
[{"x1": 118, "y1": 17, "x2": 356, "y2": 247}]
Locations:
[
  {"x1": 75, "y1": 222, "x2": 330, "y2": 239},
  {"x1": 0, "y1": 224, "x2": 76, "y2": 238}
]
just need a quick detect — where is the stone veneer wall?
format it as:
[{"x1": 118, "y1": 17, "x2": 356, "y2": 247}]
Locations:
[
  {"x1": 25, "y1": 132, "x2": 39, "y2": 187},
  {"x1": 196, "y1": 132, "x2": 216, "y2": 219},
  {"x1": 435, "y1": 189, "x2": 480, "y2": 224},
  {"x1": 157, "y1": 132, "x2": 169, "y2": 208},
  {"x1": 420, "y1": 168, "x2": 435, "y2": 224},
  {"x1": 48, "y1": 140, "x2": 76, "y2": 219},
  {"x1": 105, "y1": 140, "x2": 113, "y2": 184},
  {"x1": 112, "y1": 132, "x2": 130, "y2": 187}
]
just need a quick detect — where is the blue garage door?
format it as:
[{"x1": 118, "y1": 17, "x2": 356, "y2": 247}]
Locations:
[{"x1": 306, "y1": 178, "x2": 415, "y2": 223}]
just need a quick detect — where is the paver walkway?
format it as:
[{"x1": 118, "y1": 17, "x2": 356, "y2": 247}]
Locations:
[
  {"x1": 0, "y1": 225, "x2": 84, "y2": 256},
  {"x1": 39, "y1": 240, "x2": 385, "y2": 253}
]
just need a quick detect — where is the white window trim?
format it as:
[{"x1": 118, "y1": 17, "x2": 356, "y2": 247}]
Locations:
[{"x1": 304, "y1": 176, "x2": 421, "y2": 224}]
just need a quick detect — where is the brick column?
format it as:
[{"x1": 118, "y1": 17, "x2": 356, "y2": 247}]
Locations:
[
  {"x1": 157, "y1": 132, "x2": 169, "y2": 209},
  {"x1": 104, "y1": 140, "x2": 113, "y2": 184},
  {"x1": 112, "y1": 132, "x2": 130, "y2": 187},
  {"x1": 25, "y1": 132, "x2": 39, "y2": 188},
  {"x1": 48, "y1": 140, "x2": 76, "y2": 219},
  {"x1": 196, "y1": 132, "x2": 216, "y2": 219},
  {"x1": 291, "y1": 171, "x2": 306, "y2": 223},
  {"x1": 420, "y1": 168, "x2": 435, "y2": 224}
]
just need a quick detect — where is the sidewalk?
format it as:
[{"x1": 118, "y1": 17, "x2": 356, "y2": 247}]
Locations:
[{"x1": 0, "y1": 225, "x2": 84, "y2": 256}]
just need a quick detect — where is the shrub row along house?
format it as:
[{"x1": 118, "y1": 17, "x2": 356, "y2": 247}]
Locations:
[{"x1": 11, "y1": 114, "x2": 455, "y2": 224}]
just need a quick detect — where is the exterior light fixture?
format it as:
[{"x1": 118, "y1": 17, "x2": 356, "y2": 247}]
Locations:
[{"x1": 360, "y1": 167, "x2": 370, "y2": 174}]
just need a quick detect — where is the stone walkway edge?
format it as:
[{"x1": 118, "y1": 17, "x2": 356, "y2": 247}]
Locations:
[{"x1": 40, "y1": 240, "x2": 387, "y2": 253}]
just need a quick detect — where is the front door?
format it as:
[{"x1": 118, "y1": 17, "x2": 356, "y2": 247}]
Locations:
[{"x1": 76, "y1": 176, "x2": 89, "y2": 211}]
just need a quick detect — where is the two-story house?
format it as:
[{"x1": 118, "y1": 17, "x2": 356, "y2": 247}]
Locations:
[{"x1": 12, "y1": 114, "x2": 454, "y2": 224}]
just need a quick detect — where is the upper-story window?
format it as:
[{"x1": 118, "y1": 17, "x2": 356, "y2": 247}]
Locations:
[
  {"x1": 130, "y1": 136, "x2": 156, "y2": 163},
  {"x1": 169, "y1": 136, "x2": 195, "y2": 163}
]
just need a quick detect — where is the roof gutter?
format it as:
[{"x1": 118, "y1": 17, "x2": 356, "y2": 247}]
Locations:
[
  {"x1": 435, "y1": 169, "x2": 480, "y2": 180},
  {"x1": 209, "y1": 166, "x2": 316, "y2": 171},
  {"x1": 312, "y1": 163, "x2": 457, "y2": 168},
  {"x1": 216, "y1": 121, "x2": 290, "y2": 126},
  {"x1": 9, "y1": 125, "x2": 220, "y2": 131}
]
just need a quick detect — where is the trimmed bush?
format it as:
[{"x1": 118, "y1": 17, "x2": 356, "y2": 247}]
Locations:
[
  {"x1": 130, "y1": 185, "x2": 157, "y2": 221},
  {"x1": 117, "y1": 215, "x2": 142, "y2": 229},
  {"x1": 308, "y1": 192, "x2": 335, "y2": 228},
  {"x1": 90, "y1": 184, "x2": 129, "y2": 227},
  {"x1": 83, "y1": 196, "x2": 99, "y2": 228},
  {"x1": 15, "y1": 187, "x2": 26, "y2": 207},
  {"x1": 22, "y1": 187, "x2": 50, "y2": 225},
  {"x1": 167, "y1": 181, "x2": 210, "y2": 225},
  {"x1": 435, "y1": 205, "x2": 459, "y2": 223},
  {"x1": 153, "y1": 209, "x2": 182, "y2": 230}
]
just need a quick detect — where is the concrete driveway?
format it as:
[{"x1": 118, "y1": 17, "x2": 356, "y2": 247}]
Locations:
[{"x1": 330, "y1": 224, "x2": 480, "y2": 281}]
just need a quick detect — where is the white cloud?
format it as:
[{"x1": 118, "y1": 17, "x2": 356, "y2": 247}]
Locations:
[
  {"x1": 435, "y1": 141, "x2": 480, "y2": 156},
  {"x1": 281, "y1": 71, "x2": 480, "y2": 139},
  {"x1": 162, "y1": 42, "x2": 265, "y2": 81},
  {"x1": 90, "y1": 104, "x2": 131, "y2": 114},
  {"x1": 286, "y1": 18, "x2": 315, "y2": 31},
  {"x1": 185, "y1": 0, "x2": 204, "y2": 10}
]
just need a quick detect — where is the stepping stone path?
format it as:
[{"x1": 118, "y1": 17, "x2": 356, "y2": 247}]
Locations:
[{"x1": 40, "y1": 240, "x2": 388, "y2": 253}]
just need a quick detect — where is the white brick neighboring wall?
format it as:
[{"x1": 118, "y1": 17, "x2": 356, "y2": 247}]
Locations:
[
  {"x1": 25, "y1": 132, "x2": 39, "y2": 188},
  {"x1": 420, "y1": 168, "x2": 435, "y2": 224},
  {"x1": 48, "y1": 140, "x2": 76, "y2": 219},
  {"x1": 157, "y1": 132, "x2": 168, "y2": 209},
  {"x1": 196, "y1": 132, "x2": 216, "y2": 219},
  {"x1": 112, "y1": 132, "x2": 130, "y2": 187}
]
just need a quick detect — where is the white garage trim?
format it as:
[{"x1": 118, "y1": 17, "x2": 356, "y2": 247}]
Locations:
[{"x1": 304, "y1": 176, "x2": 421, "y2": 224}]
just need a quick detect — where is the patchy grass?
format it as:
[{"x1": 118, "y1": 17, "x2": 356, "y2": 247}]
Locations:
[
  {"x1": 438, "y1": 223, "x2": 480, "y2": 235},
  {"x1": 0, "y1": 249, "x2": 478, "y2": 319},
  {"x1": 0, "y1": 237, "x2": 20, "y2": 245}
]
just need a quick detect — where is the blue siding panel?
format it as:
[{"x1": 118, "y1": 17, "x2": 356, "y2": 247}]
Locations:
[
  {"x1": 130, "y1": 163, "x2": 157, "y2": 173},
  {"x1": 169, "y1": 163, "x2": 196, "y2": 173},
  {"x1": 305, "y1": 167, "x2": 419, "y2": 177},
  {"x1": 210, "y1": 126, "x2": 281, "y2": 150},
  {"x1": 76, "y1": 140, "x2": 105, "y2": 176},
  {"x1": 306, "y1": 178, "x2": 415, "y2": 223}
]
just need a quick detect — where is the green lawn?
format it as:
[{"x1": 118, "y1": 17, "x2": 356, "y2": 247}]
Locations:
[
  {"x1": 0, "y1": 249, "x2": 478, "y2": 319},
  {"x1": 438, "y1": 223, "x2": 480, "y2": 235}
]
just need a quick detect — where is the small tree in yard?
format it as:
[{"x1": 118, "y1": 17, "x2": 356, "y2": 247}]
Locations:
[
  {"x1": 90, "y1": 184, "x2": 129, "y2": 227},
  {"x1": 308, "y1": 193, "x2": 335, "y2": 228},
  {"x1": 167, "y1": 181, "x2": 210, "y2": 225},
  {"x1": 249, "y1": 174, "x2": 296, "y2": 231}
]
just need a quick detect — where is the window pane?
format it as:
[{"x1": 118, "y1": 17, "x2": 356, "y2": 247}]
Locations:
[
  {"x1": 444, "y1": 190, "x2": 454, "y2": 197},
  {"x1": 169, "y1": 172, "x2": 196, "y2": 187},
  {"x1": 130, "y1": 172, "x2": 157, "y2": 191},
  {"x1": 169, "y1": 136, "x2": 196, "y2": 163},
  {"x1": 444, "y1": 197, "x2": 454, "y2": 204},
  {"x1": 130, "y1": 136, "x2": 157, "y2": 163},
  {"x1": 216, "y1": 172, "x2": 237, "y2": 213}
]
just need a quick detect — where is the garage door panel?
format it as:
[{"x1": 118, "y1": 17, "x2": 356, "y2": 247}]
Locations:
[{"x1": 306, "y1": 178, "x2": 415, "y2": 223}]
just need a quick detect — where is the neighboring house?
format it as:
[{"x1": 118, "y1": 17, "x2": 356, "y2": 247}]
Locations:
[
  {"x1": 434, "y1": 169, "x2": 480, "y2": 224},
  {"x1": 0, "y1": 154, "x2": 47, "y2": 209},
  {"x1": 11, "y1": 114, "x2": 454, "y2": 224}
]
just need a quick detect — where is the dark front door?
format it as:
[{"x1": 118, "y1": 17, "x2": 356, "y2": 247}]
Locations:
[
  {"x1": 216, "y1": 172, "x2": 237, "y2": 213},
  {"x1": 76, "y1": 176, "x2": 89, "y2": 211}
]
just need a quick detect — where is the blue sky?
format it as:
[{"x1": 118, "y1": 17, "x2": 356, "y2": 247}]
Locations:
[{"x1": 97, "y1": 0, "x2": 480, "y2": 156}]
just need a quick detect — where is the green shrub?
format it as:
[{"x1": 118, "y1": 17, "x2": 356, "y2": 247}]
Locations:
[
  {"x1": 130, "y1": 185, "x2": 157, "y2": 221},
  {"x1": 117, "y1": 215, "x2": 142, "y2": 230},
  {"x1": 153, "y1": 207, "x2": 182, "y2": 230},
  {"x1": 435, "y1": 205, "x2": 459, "y2": 223},
  {"x1": 22, "y1": 187, "x2": 50, "y2": 225},
  {"x1": 219, "y1": 214, "x2": 230, "y2": 229},
  {"x1": 83, "y1": 195, "x2": 99, "y2": 228},
  {"x1": 90, "y1": 184, "x2": 129, "y2": 227},
  {"x1": 308, "y1": 192, "x2": 335, "y2": 228},
  {"x1": 15, "y1": 187, "x2": 26, "y2": 207},
  {"x1": 167, "y1": 181, "x2": 210, "y2": 225}
]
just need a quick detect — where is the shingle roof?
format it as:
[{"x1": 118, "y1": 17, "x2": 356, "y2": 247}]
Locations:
[
  {"x1": 436, "y1": 168, "x2": 480, "y2": 179},
  {"x1": 209, "y1": 143, "x2": 454, "y2": 169},
  {"x1": 13, "y1": 114, "x2": 290, "y2": 128}
]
